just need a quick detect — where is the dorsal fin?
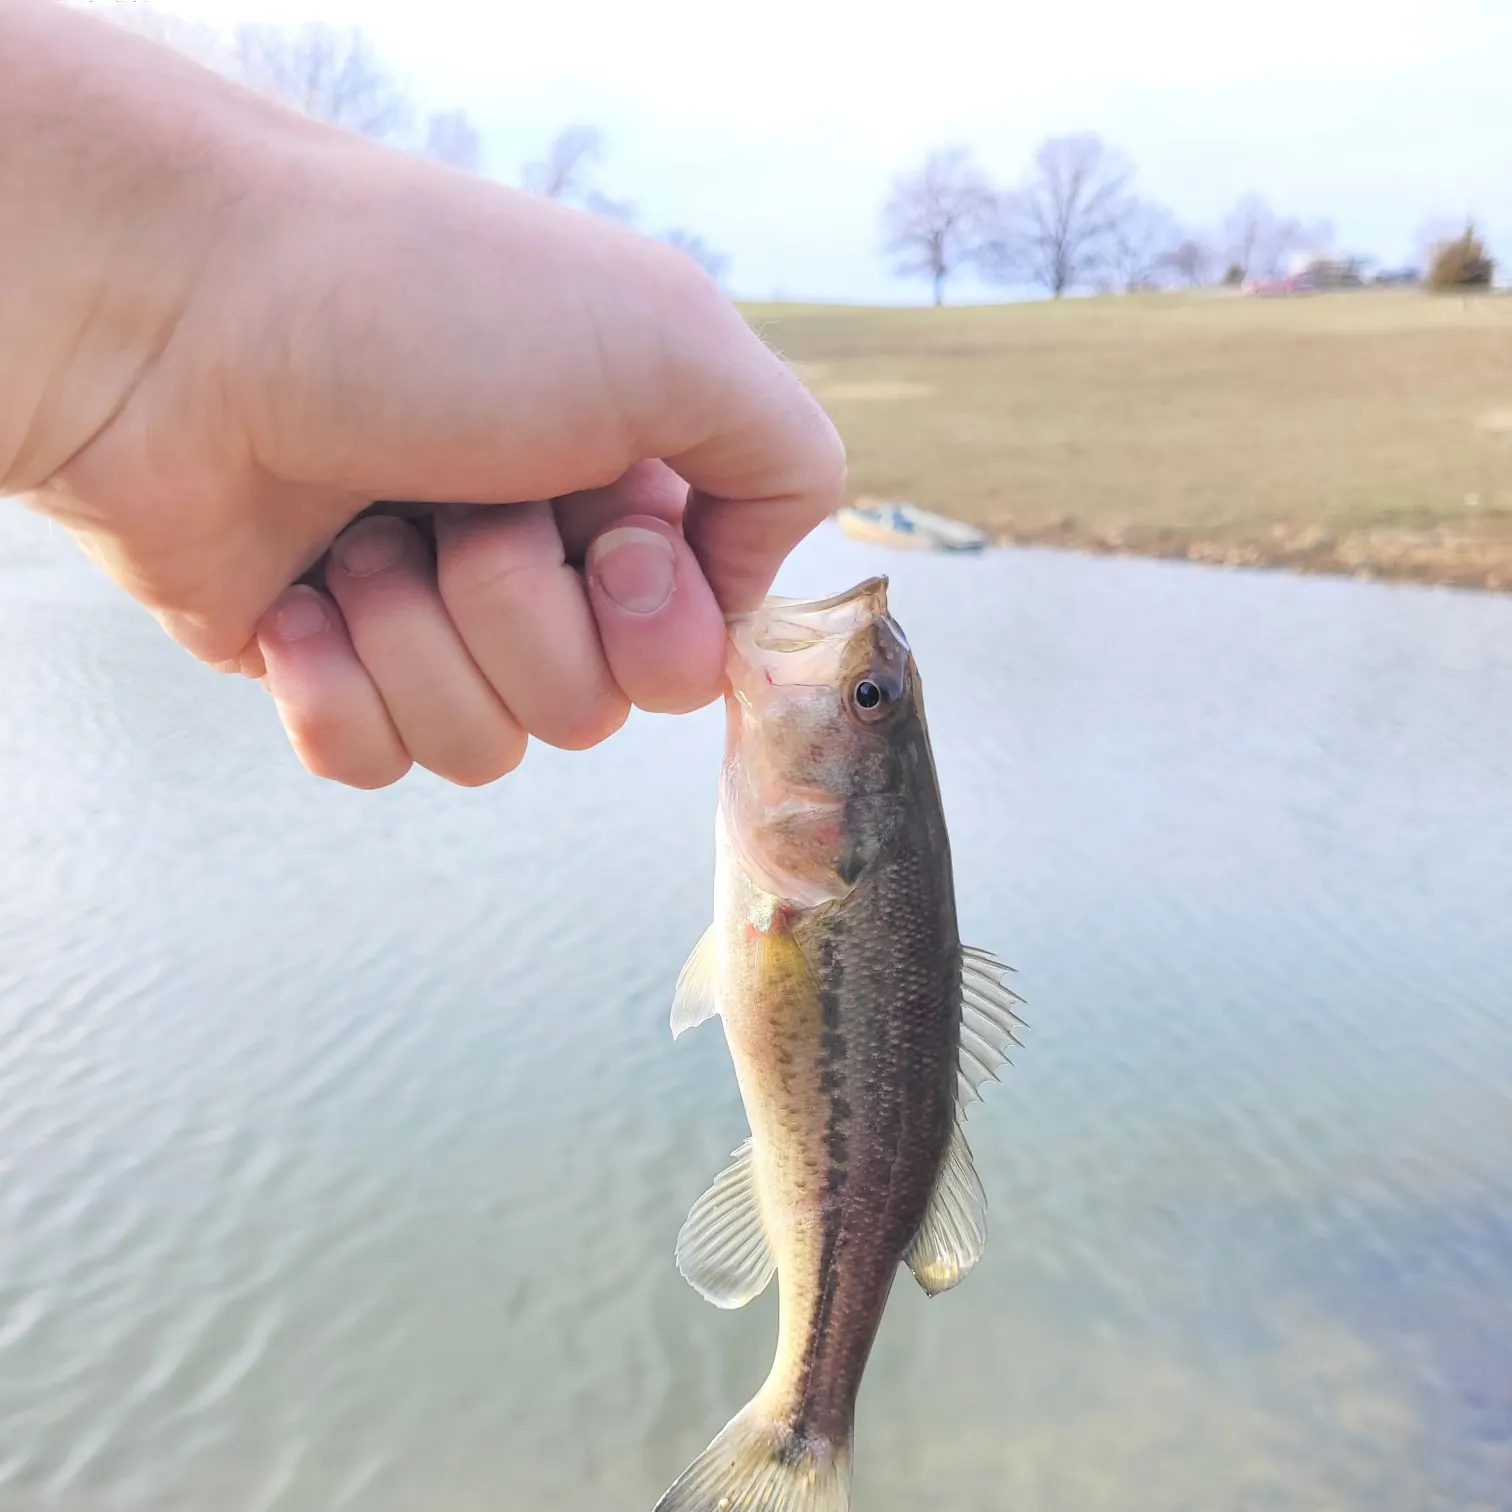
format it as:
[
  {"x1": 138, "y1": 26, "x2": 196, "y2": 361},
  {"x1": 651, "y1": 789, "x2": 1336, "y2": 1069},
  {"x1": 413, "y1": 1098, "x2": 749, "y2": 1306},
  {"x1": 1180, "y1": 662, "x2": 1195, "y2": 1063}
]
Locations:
[
  {"x1": 955, "y1": 946, "x2": 1026, "y2": 1112},
  {"x1": 905, "y1": 945, "x2": 1024, "y2": 1298}
]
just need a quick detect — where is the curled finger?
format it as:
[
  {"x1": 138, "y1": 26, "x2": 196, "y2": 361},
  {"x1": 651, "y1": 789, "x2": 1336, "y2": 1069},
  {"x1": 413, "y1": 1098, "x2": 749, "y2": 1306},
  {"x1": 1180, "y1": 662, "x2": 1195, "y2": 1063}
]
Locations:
[
  {"x1": 436, "y1": 502, "x2": 628, "y2": 751},
  {"x1": 256, "y1": 586, "x2": 412, "y2": 789},
  {"x1": 325, "y1": 515, "x2": 527, "y2": 786}
]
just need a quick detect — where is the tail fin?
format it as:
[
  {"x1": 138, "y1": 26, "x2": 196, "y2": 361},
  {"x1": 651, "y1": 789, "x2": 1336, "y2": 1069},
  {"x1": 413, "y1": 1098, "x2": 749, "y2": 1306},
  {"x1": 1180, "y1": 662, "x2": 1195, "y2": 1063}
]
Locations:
[{"x1": 653, "y1": 1400, "x2": 852, "y2": 1512}]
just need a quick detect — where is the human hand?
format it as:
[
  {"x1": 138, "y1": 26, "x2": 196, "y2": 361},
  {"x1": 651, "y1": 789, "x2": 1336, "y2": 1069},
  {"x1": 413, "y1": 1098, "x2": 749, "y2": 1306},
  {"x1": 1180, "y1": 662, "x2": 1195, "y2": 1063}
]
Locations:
[{"x1": 4, "y1": 3, "x2": 845, "y2": 789}]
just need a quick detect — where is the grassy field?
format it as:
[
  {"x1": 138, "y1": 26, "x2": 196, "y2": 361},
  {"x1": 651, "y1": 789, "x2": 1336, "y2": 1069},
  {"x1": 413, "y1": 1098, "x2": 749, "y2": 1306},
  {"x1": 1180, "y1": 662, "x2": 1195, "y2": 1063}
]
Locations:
[{"x1": 741, "y1": 290, "x2": 1512, "y2": 591}]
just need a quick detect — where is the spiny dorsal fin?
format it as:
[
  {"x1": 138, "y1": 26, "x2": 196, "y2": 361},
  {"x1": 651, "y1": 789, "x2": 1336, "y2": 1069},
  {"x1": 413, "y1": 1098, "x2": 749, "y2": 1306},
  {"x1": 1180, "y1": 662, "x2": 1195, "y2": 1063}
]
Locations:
[
  {"x1": 904, "y1": 1115, "x2": 987, "y2": 1296},
  {"x1": 912, "y1": 945, "x2": 1023, "y2": 1294},
  {"x1": 955, "y1": 945, "x2": 1026, "y2": 1112},
  {"x1": 675, "y1": 1139, "x2": 776, "y2": 1309},
  {"x1": 670, "y1": 925, "x2": 719, "y2": 1039}
]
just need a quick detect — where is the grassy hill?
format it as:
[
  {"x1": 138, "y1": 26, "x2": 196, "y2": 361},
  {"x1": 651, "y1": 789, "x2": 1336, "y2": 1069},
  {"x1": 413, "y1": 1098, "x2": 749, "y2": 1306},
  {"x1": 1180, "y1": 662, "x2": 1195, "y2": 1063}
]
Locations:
[{"x1": 741, "y1": 290, "x2": 1512, "y2": 591}]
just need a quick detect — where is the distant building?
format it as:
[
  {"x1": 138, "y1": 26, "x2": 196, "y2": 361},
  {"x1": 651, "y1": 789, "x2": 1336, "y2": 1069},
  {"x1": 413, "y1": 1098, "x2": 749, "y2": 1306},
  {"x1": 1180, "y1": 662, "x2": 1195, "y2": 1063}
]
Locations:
[
  {"x1": 1248, "y1": 252, "x2": 1370, "y2": 296},
  {"x1": 1291, "y1": 253, "x2": 1368, "y2": 290}
]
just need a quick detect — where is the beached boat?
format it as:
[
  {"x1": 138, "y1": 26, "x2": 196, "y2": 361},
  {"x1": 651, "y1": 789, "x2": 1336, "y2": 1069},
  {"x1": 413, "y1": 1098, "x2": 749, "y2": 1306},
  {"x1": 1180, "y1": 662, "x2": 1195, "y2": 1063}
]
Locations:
[{"x1": 835, "y1": 499, "x2": 989, "y2": 552}]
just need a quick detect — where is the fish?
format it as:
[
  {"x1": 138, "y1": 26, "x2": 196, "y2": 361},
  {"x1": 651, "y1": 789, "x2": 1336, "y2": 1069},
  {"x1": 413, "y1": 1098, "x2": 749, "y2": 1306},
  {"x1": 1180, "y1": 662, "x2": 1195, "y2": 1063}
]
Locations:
[{"x1": 655, "y1": 575, "x2": 1024, "y2": 1512}]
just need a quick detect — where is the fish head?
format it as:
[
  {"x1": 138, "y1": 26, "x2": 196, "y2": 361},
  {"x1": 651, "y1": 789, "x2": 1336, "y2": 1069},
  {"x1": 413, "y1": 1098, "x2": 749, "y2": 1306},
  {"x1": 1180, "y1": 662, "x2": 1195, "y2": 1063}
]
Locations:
[{"x1": 721, "y1": 575, "x2": 920, "y2": 909}]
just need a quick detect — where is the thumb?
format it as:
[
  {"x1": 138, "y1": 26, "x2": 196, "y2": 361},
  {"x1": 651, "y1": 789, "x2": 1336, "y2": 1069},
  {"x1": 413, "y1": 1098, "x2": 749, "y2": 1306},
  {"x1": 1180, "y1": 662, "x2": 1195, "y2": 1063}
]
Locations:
[{"x1": 653, "y1": 299, "x2": 847, "y2": 613}]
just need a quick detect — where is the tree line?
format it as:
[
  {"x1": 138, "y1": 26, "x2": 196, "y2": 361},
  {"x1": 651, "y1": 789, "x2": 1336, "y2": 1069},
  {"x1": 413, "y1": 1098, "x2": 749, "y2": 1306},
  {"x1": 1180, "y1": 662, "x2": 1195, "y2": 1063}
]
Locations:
[
  {"x1": 93, "y1": 8, "x2": 1498, "y2": 304},
  {"x1": 882, "y1": 135, "x2": 1496, "y2": 304},
  {"x1": 104, "y1": 8, "x2": 731, "y2": 282}
]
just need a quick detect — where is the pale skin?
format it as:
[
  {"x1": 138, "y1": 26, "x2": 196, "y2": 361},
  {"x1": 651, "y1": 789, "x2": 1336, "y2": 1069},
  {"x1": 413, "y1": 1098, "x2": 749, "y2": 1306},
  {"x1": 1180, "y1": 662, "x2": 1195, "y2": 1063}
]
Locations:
[{"x1": 1, "y1": 0, "x2": 846, "y2": 790}]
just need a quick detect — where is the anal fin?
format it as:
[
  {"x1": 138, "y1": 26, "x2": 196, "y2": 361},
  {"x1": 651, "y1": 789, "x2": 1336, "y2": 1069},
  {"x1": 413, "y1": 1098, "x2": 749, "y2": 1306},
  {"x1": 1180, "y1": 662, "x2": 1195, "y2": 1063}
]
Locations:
[
  {"x1": 904, "y1": 1116, "x2": 987, "y2": 1296},
  {"x1": 675, "y1": 1139, "x2": 776, "y2": 1309}
]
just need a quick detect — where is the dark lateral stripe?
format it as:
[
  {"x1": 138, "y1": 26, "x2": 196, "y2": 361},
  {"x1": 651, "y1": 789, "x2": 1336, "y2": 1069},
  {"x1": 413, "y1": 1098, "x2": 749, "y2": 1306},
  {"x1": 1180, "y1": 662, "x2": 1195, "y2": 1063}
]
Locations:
[
  {"x1": 791, "y1": 1197, "x2": 848, "y2": 1444},
  {"x1": 792, "y1": 920, "x2": 854, "y2": 1437},
  {"x1": 819, "y1": 989, "x2": 842, "y2": 1029},
  {"x1": 817, "y1": 922, "x2": 843, "y2": 1029},
  {"x1": 825, "y1": 1092, "x2": 852, "y2": 1166}
]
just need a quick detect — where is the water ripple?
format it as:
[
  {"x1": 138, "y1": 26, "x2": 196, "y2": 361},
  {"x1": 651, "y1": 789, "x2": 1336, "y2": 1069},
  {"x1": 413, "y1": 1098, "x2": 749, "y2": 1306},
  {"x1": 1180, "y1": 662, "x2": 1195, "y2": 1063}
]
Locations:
[{"x1": 2, "y1": 532, "x2": 1511, "y2": 1507}]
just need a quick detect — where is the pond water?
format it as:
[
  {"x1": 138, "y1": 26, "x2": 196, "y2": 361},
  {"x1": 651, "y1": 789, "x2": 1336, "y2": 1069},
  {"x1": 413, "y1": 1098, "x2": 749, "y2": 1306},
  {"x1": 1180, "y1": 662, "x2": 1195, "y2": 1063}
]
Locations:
[{"x1": 2, "y1": 505, "x2": 1510, "y2": 1511}]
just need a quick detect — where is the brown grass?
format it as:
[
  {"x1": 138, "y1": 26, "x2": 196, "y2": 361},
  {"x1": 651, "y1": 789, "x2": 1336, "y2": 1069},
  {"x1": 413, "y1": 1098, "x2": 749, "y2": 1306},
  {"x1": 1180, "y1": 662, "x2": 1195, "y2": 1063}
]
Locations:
[{"x1": 739, "y1": 290, "x2": 1512, "y2": 591}]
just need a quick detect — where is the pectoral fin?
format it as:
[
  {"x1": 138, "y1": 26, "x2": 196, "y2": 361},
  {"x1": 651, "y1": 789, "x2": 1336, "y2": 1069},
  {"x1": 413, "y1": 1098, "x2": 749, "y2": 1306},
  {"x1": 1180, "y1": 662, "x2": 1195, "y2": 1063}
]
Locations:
[
  {"x1": 675, "y1": 1139, "x2": 776, "y2": 1309},
  {"x1": 670, "y1": 925, "x2": 720, "y2": 1039},
  {"x1": 904, "y1": 1116, "x2": 987, "y2": 1296}
]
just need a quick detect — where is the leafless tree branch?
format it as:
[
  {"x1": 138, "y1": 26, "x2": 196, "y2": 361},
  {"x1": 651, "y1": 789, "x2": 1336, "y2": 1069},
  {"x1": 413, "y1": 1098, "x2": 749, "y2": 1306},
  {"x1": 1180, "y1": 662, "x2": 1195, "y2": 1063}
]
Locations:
[
  {"x1": 1161, "y1": 237, "x2": 1220, "y2": 287},
  {"x1": 661, "y1": 229, "x2": 731, "y2": 285},
  {"x1": 1103, "y1": 199, "x2": 1183, "y2": 292},
  {"x1": 419, "y1": 109, "x2": 482, "y2": 173},
  {"x1": 231, "y1": 23, "x2": 412, "y2": 140},
  {"x1": 98, "y1": 3, "x2": 228, "y2": 68},
  {"x1": 977, "y1": 133, "x2": 1134, "y2": 297},
  {"x1": 582, "y1": 188, "x2": 638, "y2": 226},
  {"x1": 1220, "y1": 195, "x2": 1333, "y2": 282},
  {"x1": 880, "y1": 146, "x2": 996, "y2": 306},
  {"x1": 522, "y1": 125, "x2": 606, "y2": 202}
]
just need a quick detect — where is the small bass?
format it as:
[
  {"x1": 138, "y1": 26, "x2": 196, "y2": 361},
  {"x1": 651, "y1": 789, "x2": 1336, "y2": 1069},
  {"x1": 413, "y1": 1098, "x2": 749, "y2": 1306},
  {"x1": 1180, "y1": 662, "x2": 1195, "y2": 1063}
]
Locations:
[{"x1": 656, "y1": 576, "x2": 1024, "y2": 1512}]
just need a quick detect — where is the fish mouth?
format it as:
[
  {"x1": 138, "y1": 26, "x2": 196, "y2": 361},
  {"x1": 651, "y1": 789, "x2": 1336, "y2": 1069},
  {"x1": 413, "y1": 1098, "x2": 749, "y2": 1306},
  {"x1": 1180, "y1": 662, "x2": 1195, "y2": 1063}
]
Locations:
[
  {"x1": 725, "y1": 577, "x2": 901, "y2": 661},
  {"x1": 726, "y1": 575, "x2": 891, "y2": 624},
  {"x1": 728, "y1": 577, "x2": 889, "y2": 619}
]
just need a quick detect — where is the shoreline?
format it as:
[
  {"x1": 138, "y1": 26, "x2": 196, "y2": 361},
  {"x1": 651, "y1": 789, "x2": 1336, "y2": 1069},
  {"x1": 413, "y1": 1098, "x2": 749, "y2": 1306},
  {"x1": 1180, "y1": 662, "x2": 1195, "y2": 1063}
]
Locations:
[
  {"x1": 758, "y1": 293, "x2": 1511, "y2": 601},
  {"x1": 973, "y1": 517, "x2": 1512, "y2": 594}
]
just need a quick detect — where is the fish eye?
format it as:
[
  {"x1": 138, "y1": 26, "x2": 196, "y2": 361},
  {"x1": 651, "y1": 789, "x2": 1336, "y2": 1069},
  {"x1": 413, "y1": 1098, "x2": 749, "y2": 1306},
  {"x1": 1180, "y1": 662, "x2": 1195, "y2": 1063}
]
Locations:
[{"x1": 851, "y1": 678, "x2": 889, "y2": 719}]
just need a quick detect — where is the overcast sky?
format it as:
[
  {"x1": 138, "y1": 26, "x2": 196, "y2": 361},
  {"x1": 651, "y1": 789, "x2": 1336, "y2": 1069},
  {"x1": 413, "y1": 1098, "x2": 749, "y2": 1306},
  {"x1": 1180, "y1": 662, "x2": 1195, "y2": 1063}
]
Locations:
[{"x1": 127, "y1": 0, "x2": 1510, "y2": 302}]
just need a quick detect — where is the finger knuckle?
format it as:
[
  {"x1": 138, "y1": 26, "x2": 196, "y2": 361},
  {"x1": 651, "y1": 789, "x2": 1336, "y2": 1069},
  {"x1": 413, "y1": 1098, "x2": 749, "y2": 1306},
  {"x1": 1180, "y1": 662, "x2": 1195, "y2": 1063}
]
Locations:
[{"x1": 437, "y1": 521, "x2": 565, "y2": 610}]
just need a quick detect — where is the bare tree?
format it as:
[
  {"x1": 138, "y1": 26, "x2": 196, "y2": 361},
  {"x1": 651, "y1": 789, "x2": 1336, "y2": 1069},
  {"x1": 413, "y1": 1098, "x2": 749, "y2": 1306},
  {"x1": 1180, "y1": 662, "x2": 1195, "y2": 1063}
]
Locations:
[
  {"x1": 979, "y1": 133, "x2": 1134, "y2": 298},
  {"x1": 1220, "y1": 195, "x2": 1332, "y2": 282},
  {"x1": 880, "y1": 146, "x2": 995, "y2": 306},
  {"x1": 1161, "y1": 237, "x2": 1219, "y2": 287},
  {"x1": 107, "y1": 11, "x2": 490, "y2": 175},
  {"x1": 419, "y1": 110, "x2": 482, "y2": 173},
  {"x1": 523, "y1": 125, "x2": 606, "y2": 201},
  {"x1": 661, "y1": 229, "x2": 730, "y2": 285},
  {"x1": 100, "y1": 3, "x2": 228, "y2": 68},
  {"x1": 1222, "y1": 196, "x2": 1287, "y2": 281},
  {"x1": 1103, "y1": 199, "x2": 1182, "y2": 292},
  {"x1": 518, "y1": 127, "x2": 642, "y2": 228},
  {"x1": 230, "y1": 23, "x2": 412, "y2": 140},
  {"x1": 583, "y1": 189, "x2": 639, "y2": 226}
]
